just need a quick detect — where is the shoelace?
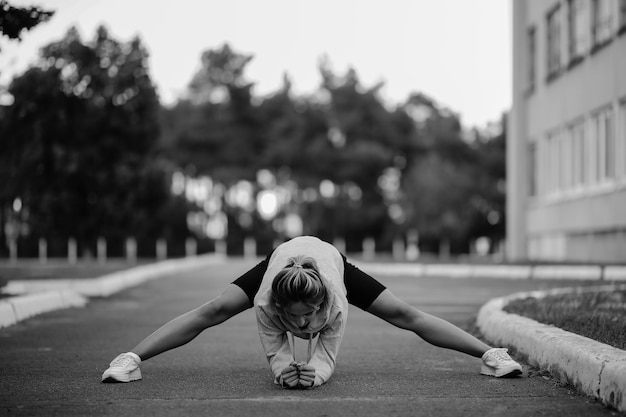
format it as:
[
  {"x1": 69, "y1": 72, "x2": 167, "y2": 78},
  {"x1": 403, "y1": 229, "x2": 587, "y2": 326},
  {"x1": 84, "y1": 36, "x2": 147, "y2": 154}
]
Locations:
[
  {"x1": 489, "y1": 349, "x2": 512, "y2": 362},
  {"x1": 111, "y1": 355, "x2": 133, "y2": 367}
]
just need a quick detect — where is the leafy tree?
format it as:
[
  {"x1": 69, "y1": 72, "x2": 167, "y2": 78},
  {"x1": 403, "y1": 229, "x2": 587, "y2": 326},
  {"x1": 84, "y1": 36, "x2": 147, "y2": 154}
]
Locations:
[
  {"x1": 257, "y1": 75, "x2": 327, "y2": 185},
  {"x1": 0, "y1": 0, "x2": 54, "y2": 48},
  {"x1": 400, "y1": 93, "x2": 479, "y2": 254},
  {"x1": 0, "y1": 26, "x2": 175, "y2": 255},
  {"x1": 465, "y1": 116, "x2": 507, "y2": 250},
  {"x1": 160, "y1": 44, "x2": 506, "y2": 256},
  {"x1": 164, "y1": 43, "x2": 262, "y2": 182}
]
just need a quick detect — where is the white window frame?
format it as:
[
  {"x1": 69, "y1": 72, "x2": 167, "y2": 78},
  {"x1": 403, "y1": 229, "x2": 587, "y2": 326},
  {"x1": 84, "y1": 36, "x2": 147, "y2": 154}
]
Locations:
[
  {"x1": 586, "y1": 117, "x2": 598, "y2": 185},
  {"x1": 618, "y1": 100, "x2": 626, "y2": 180},
  {"x1": 546, "y1": 130, "x2": 562, "y2": 196},
  {"x1": 528, "y1": 141, "x2": 538, "y2": 197},
  {"x1": 557, "y1": 132, "x2": 565, "y2": 192},
  {"x1": 527, "y1": 26, "x2": 537, "y2": 91},
  {"x1": 592, "y1": 0, "x2": 615, "y2": 47},
  {"x1": 537, "y1": 136, "x2": 547, "y2": 197},
  {"x1": 568, "y1": 0, "x2": 589, "y2": 62},
  {"x1": 546, "y1": 5, "x2": 563, "y2": 79},
  {"x1": 562, "y1": 129, "x2": 574, "y2": 191},
  {"x1": 589, "y1": 107, "x2": 617, "y2": 187},
  {"x1": 570, "y1": 119, "x2": 587, "y2": 190}
]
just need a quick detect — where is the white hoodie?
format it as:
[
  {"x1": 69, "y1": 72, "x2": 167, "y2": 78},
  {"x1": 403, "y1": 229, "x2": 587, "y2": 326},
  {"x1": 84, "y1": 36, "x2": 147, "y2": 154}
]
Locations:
[{"x1": 253, "y1": 236, "x2": 349, "y2": 387}]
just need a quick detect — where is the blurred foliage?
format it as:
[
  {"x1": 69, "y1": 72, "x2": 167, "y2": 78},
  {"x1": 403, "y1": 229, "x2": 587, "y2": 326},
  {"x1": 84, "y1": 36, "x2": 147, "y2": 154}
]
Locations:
[
  {"x1": 0, "y1": 26, "x2": 190, "y2": 256},
  {"x1": 0, "y1": 0, "x2": 54, "y2": 48},
  {"x1": 160, "y1": 45, "x2": 506, "y2": 254},
  {"x1": 401, "y1": 94, "x2": 506, "y2": 253},
  {"x1": 1, "y1": 27, "x2": 506, "y2": 257}
]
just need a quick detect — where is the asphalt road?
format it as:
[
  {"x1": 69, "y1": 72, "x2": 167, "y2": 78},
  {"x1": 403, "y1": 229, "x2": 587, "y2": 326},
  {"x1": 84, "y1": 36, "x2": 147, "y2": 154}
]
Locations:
[{"x1": 0, "y1": 260, "x2": 621, "y2": 417}]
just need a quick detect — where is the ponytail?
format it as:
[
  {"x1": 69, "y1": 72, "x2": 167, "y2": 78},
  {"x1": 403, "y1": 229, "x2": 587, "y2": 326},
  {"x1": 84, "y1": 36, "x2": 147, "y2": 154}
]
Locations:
[{"x1": 271, "y1": 255, "x2": 327, "y2": 309}]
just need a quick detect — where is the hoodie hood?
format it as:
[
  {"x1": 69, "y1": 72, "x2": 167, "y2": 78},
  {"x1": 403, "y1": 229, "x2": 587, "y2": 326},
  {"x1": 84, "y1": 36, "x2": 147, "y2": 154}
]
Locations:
[
  {"x1": 254, "y1": 236, "x2": 348, "y2": 336},
  {"x1": 254, "y1": 236, "x2": 349, "y2": 386}
]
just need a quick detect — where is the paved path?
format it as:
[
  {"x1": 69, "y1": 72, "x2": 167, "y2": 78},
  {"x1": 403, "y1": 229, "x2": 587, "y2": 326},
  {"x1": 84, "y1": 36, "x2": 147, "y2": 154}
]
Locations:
[{"x1": 0, "y1": 260, "x2": 620, "y2": 416}]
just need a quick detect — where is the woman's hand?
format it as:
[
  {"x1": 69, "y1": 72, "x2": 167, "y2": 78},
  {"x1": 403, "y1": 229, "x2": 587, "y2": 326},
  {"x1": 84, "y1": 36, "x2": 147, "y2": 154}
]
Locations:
[
  {"x1": 280, "y1": 364, "x2": 299, "y2": 388},
  {"x1": 297, "y1": 364, "x2": 316, "y2": 388}
]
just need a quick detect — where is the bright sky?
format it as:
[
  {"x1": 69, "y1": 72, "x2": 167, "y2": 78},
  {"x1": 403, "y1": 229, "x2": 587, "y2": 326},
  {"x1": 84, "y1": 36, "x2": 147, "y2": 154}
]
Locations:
[{"x1": 0, "y1": 0, "x2": 512, "y2": 128}]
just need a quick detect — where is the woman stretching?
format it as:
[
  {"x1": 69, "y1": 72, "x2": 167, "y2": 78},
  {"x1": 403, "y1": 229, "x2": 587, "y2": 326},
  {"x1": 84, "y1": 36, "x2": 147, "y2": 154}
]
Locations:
[{"x1": 102, "y1": 236, "x2": 522, "y2": 388}]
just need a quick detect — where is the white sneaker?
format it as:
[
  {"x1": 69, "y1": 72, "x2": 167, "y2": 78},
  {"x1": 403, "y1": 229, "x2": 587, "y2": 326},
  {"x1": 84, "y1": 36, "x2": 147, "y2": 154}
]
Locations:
[
  {"x1": 480, "y1": 348, "x2": 522, "y2": 377},
  {"x1": 102, "y1": 352, "x2": 142, "y2": 383}
]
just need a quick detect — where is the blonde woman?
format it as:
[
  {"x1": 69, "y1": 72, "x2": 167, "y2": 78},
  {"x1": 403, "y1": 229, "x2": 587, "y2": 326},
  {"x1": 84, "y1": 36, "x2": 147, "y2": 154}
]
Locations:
[{"x1": 102, "y1": 236, "x2": 522, "y2": 388}]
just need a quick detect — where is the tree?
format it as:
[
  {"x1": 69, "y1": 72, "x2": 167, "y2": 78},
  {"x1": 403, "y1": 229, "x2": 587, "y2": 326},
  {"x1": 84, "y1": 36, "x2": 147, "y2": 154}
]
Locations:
[
  {"x1": 0, "y1": 26, "x2": 174, "y2": 256},
  {"x1": 302, "y1": 61, "x2": 420, "y2": 248},
  {"x1": 400, "y1": 93, "x2": 479, "y2": 254},
  {"x1": 164, "y1": 43, "x2": 262, "y2": 182},
  {"x1": 0, "y1": 0, "x2": 54, "y2": 48},
  {"x1": 465, "y1": 116, "x2": 507, "y2": 250},
  {"x1": 159, "y1": 43, "x2": 506, "y2": 256}
]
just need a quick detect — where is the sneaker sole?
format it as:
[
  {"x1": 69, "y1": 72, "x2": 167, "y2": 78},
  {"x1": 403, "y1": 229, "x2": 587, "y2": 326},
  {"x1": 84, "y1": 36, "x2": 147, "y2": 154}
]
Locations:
[
  {"x1": 101, "y1": 369, "x2": 142, "y2": 383},
  {"x1": 480, "y1": 365, "x2": 523, "y2": 378}
]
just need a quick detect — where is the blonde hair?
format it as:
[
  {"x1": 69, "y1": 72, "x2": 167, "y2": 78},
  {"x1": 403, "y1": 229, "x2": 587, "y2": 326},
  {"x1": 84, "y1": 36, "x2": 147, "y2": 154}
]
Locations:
[{"x1": 271, "y1": 255, "x2": 327, "y2": 309}]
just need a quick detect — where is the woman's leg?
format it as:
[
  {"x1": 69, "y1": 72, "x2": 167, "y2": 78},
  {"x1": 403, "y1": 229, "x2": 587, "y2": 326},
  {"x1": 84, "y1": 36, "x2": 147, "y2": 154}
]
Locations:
[
  {"x1": 366, "y1": 289, "x2": 490, "y2": 358},
  {"x1": 132, "y1": 284, "x2": 251, "y2": 360}
]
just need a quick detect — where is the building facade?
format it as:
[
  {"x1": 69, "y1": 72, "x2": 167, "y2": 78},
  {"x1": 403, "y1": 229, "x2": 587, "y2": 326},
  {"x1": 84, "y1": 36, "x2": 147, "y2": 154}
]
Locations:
[{"x1": 508, "y1": 0, "x2": 626, "y2": 262}]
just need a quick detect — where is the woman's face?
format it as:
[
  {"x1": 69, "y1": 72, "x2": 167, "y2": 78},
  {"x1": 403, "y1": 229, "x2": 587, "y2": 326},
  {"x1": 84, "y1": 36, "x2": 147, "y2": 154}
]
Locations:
[{"x1": 282, "y1": 301, "x2": 320, "y2": 329}]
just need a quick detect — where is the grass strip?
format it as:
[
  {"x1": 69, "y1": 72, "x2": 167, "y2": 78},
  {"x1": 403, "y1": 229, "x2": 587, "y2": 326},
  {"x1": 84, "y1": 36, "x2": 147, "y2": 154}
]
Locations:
[{"x1": 504, "y1": 289, "x2": 626, "y2": 350}]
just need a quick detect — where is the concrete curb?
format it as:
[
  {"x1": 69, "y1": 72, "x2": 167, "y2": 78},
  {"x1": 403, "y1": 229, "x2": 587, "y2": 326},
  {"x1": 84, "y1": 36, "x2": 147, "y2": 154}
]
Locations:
[
  {"x1": 476, "y1": 284, "x2": 626, "y2": 413},
  {"x1": 355, "y1": 262, "x2": 626, "y2": 281},
  {"x1": 0, "y1": 254, "x2": 226, "y2": 328},
  {"x1": 0, "y1": 289, "x2": 88, "y2": 328}
]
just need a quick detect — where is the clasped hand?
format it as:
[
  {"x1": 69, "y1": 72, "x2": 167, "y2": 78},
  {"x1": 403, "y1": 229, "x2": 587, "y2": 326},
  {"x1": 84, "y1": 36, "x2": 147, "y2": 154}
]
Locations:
[{"x1": 280, "y1": 362, "x2": 316, "y2": 389}]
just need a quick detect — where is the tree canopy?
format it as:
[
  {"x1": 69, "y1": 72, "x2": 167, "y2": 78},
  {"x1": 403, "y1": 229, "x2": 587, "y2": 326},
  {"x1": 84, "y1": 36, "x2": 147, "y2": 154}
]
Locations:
[
  {"x1": 0, "y1": 0, "x2": 54, "y2": 48},
  {"x1": 1, "y1": 32, "x2": 506, "y2": 257},
  {"x1": 0, "y1": 26, "x2": 186, "y2": 255}
]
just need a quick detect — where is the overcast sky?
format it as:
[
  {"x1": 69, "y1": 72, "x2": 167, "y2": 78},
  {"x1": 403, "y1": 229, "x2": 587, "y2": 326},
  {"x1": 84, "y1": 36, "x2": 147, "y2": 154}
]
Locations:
[{"x1": 0, "y1": 0, "x2": 512, "y2": 127}]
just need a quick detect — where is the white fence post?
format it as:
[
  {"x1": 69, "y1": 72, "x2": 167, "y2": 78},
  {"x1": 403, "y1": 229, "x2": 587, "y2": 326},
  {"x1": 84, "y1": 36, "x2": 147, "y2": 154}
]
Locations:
[
  {"x1": 9, "y1": 239, "x2": 17, "y2": 264},
  {"x1": 185, "y1": 237, "x2": 197, "y2": 257},
  {"x1": 244, "y1": 237, "x2": 256, "y2": 259},
  {"x1": 406, "y1": 229, "x2": 420, "y2": 261},
  {"x1": 126, "y1": 237, "x2": 137, "y2": 264},
  {"x1": 156, "y1": 238, "x2": 167, "y2": 261},
  {"x1": 39, "y1": 238, "x2": 47, "y2": 264},
  {"x1": 392, "y1": 238, "x2": 405, "y2": 261},
  {"x1": 363, "y1": 237, "x2": 375, "y2": 261},
  {"x1": 97, "y1": 237, "x2": 107, "y2": 264},
  {"x1": 68, "y1": 238, "x2": 77, "y2": 265}
]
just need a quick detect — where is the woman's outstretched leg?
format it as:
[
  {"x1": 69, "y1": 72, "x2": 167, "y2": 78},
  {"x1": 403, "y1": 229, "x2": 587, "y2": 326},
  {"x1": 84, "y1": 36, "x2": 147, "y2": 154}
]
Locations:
[
  {"x1": 102, "y1": 284, "x2": 251, "y2": 382},
  {"x1": 366, "y1": 289, "x2": 522, "y2": 377},
  {"x1": 367, "y1": 289, "x2": 489, "y2": 357}
]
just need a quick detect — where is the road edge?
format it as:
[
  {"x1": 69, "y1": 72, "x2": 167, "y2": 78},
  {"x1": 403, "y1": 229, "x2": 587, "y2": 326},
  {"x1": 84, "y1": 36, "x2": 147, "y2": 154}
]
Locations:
[
  {"x1": 476, "y1": 284, "x2": 626, "y2": 413},
  {"x1": 0, "y1": 254, "x2": 225, "y2": 329}
]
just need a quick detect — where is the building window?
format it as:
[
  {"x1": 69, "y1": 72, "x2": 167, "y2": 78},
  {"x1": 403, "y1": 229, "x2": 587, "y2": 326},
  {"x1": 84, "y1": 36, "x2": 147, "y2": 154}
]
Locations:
[
  {"x1": 546, "y1": 131, "x2": 562, "y2": 193},
  {"x1": 526, "y1": 26, "x2": 536, "y2": 92},
  {"x1": 562, "y1": 130, "x2": 574, "y2": 190},
  {"x1": 587, "y1": 116, "x2": 599, "y2": 185},
  {"x1": 592, "y1": 0, "x2": 614, "y2": 49},
  {"x1": 568, "y1": 0, "x2": 588, "y2": 66},
  {"x1": 592, "y1": 107, "x2": 616, "y2": 182},
  {"x1": 529, "y1": 142, "x2": 538, "y2": 196},
  {"x1": 620, "y1": 0, "x2": 626, "y2": 34},
  {"x1": 570, "y1": 120, "x2": 587, "y2": 187},
  {"x1": 546, "y1": 5, "x2": 562, "y2": 80},
  {"x1": 620, "y1": 101, "x2": 626, "y2": 179}
]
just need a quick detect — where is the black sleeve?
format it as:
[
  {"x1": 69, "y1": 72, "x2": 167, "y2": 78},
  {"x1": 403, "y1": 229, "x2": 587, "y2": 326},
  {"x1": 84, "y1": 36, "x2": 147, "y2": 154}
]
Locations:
[
  {"x1": 232, "y1": 251, "x2": 273, "y2": 305},
  {"x1": 341, "y1": 254, "x2": 387, "y2": 310}
]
